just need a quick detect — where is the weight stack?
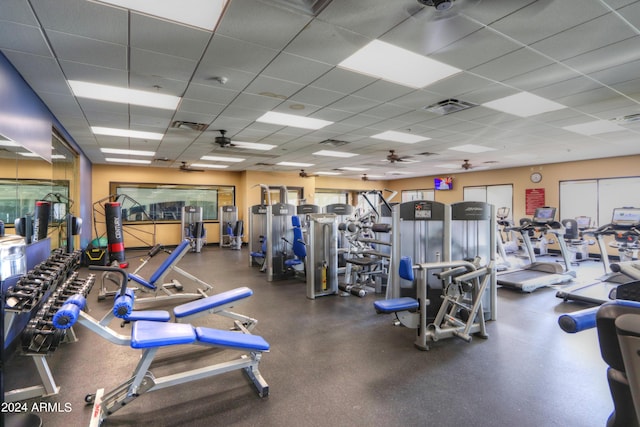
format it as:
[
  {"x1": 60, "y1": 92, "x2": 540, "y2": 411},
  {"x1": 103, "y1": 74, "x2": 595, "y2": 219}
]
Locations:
[{"x1": 105, "y1": 202, "x2": 125, "y2": 263}]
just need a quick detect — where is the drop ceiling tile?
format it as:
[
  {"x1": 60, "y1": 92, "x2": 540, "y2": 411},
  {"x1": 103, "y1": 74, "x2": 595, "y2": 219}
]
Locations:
[
  {"x1": 589, "y1": 58, "x2": 640, "y2": 86},
  {"x1": 32, "y1": 0, "x2": 128, "y2": 44},
  {"x1": 128, "y1": 73, "x2": 188, "y2": 96},
  {"x1": 58, "y1": 60, "x2": 128, "y2": 86},
  {"x1": 364, "y1": 103, "x2": 414, "y2": 120},
  {"x1": 327, "y1": 95, "x2": 381, "y2": 114},
  {"x1": 2, "y1": 51, "x2": 68, "y2": 94},
  {"x1": 183, "y1": 83, "x2": 240, "y2": 104},
  {"x1": 318, "y1": 0, "x2": 414, "y2": 39},
  {"x1": 130, "y1": 48, "x2": 197, "y2": 82},
  {"x1": 490, "y1": 0, "x2": 610, "y2": 45},
  {"x1": 563, "y1": 36, "x2": 640, "y2": 75},
  {"x1": 532, "y1": 75, "x2": 602, "y2": 101},
  {"x1": 262, "y1": 52, "x2": 333, "y2": 85},
  {"x1": 431, "y1": 28, "x2": 522, "y2": 70},
  {"x1": 308, "y1": 108, "x2": 353, "y2": 123},
  {"x1": 502, "y1": 63, "x2": 582, "y2": 92},
  {"x1": 178, "y1": 99, "x2": 226, "y2": 117},
  {"x1": 191, "y1": 65, "x2": 256, "y2": 92},
  {"x1": 130, "y1": 12, "x2": 210, "y2": 60},
  {"x1": 310, "y1": 68, "x2": 376, "y2": 94},
  {"x1": 470, "y1": 48, "x2": 555, "y2": 83},
  {"x1": 284, "y1": 19, "x2": 369, "y2": 65},
  {"x1": 229, "y1": 93, "x2": 283, "y2": 112},
  {"x1": 0, "y1": 21, "x2": 51, "y2": 56},
  {"x1": 530, "y1": 13, "x2": 637, "y2": 62},
  {"x1": 243, "y1": 76, "x2": 304, "y2": 99},
  {"x1": 200, "y1": 34, "x2": 279, "y2": 74},
  {"x1": 555, "y1": 86, "x2": 624, "y2": 108},
  {"x1": 47, "y1": 30, "x2": 127, "y2": 69},
  {"x1": 381, "y1": 12, "x2": 482, "y2": 57},
  {"x1": 1, "y1": 0, "x2": 39, "y2": 26},
  {"x1": 352, "y1": 80, "x2": 414, "y2": 103},
  {"x1": 289, "y1": 86, "x2": 345, "y2": 107}
]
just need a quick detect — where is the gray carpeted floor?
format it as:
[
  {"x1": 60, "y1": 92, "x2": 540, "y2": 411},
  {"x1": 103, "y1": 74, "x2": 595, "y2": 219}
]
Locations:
[{"x1": 4, "y1": 247, "x2": 615, "y2": 426}]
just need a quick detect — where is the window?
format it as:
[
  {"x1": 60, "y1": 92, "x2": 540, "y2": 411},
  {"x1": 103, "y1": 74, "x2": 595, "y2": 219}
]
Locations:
[
  {"x1": 110, "y1": 183, "x2": 235, "y2": 222},
  {"x1": 315, "y1": 189, "x2": 349, "y2": 207},
  {"x1": 402, "y1": 189, "x2": 434, "y2": 202}
]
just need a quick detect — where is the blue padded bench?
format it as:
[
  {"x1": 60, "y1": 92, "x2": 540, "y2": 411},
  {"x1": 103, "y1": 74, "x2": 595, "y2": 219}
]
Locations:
[
  {"x1": 374, "y1": 297, "x2": 419, "y2": 314},
  {"x1": 131, "y1": 320, "x2": 270, "y2": 352},
  {"x1": 131, "y1": 321, "x2": 196, "y2": 349},
  {"x1": 173, "y1": 287, "x2": 253, "y2": 319},
  {"x1": 128, "y1": 239, "x2": 192, "y2": 291},
  {"x1": 195, "y1": 327, "x2": 270, "y2": 352}
]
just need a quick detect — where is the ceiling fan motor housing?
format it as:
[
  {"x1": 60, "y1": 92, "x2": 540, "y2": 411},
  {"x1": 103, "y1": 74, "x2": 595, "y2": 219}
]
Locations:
[{"x1": 215, "y1": 135, "x2": 231, "y2": 146}]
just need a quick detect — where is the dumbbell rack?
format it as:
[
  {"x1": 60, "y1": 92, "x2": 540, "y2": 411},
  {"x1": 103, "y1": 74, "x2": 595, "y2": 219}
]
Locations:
[{"x1": 3, "y1": 249, "x2": 94, "y2": 403}]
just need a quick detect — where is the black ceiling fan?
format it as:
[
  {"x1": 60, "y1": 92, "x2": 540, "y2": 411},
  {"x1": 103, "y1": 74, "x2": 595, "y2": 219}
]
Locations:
[
  {"x1": 299, "y1": 169, "x2": 318, "y2": 178},
  {"x1": 462, "y1": 159, "x2": 473, "y2": 170},
  {"x1": 213, "y1": 129, "x2": 235, "y2": 148},
  {"x1": 386, "y1": 150, "x2": 413, "y2": 163},
  {"x1": 179, "y1": 161, "x2": 204, "y2": 172}
]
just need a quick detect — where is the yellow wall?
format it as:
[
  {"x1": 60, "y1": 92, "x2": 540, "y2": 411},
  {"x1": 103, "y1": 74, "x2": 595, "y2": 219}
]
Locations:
[
  {"x1": 386, "y1": 155, "x2": 640, "y2": 221},
  {"x1": 91, "y1": 155, "x2": 640, "y2": 250}
]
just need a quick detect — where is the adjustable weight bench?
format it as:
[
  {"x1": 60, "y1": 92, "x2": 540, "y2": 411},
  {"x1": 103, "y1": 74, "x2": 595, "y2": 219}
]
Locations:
[
  {"x1": 52, "y1": 293, "x2": 270, "y2": 427},
  {"x1": 101, "y1": 239, "x2": 213, "y2": 305},
  {"x1": 94, "y1": 266, "x2": 258, "y2": 331}
]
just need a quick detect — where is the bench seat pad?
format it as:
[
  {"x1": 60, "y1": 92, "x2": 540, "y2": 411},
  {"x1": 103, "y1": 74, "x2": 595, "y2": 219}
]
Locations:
[
  {"x1": 173, "y1": 287, "x2": 253, "y2": 318},
  {"x1": 131, "y1": 321, "x2": 196, "y2": 349},
  {"x1": 195, "y1": 327, "x2": 270, "y2": 352},
  {"x1": 374, "y1": 297, "x2": 419, "y2": 314}
]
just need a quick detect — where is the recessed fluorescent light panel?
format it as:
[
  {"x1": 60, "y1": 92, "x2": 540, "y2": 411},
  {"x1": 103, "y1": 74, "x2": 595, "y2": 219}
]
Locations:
[
  {"x1": 18, "y1": 152, "x2": 40, "y2": 158},
  {"x1": 256, "y1": 112, "x2": 333, "y2": 130},
  {"x1": 0, "y1": 140, "x2": 20, "y2": 147},
  {"x1": 448, "y1": 144, "x2": 496, "y2": 153},
  {"x1": 313, "y1": 150, "x2": 359, "y2": 158},
  {"x1": 339, "y1": 40, "x2": 461, "y2": 89},
  {"x1": 191, "y1": 163, "x2": 229, "y2": 169},
  {"x1": 92, "y1": 126, "x2": 163, "y2": 140},
  {"x1": 482, "y1": 92, "x2": 566, "y2": 117},
  {"x1": 100, "y1": 148, "x2": 155, "y2": 156},
  {"x1": 105, "y1": 158, "x2": 152, "y2": 164},
  {"x1": 277, "y1": 161, "x2": 315, "y2": 167},
  {"x1": 51, "y1": 154, "x2": 66, "y2": 160},
  {"x1": 94, "y1": 0, "x2": 228, "y2": 31},
  {"x1": 562, "y1": 120, "x2": 626, "y2": 136},
  {"x1": 371, "y1": 130, "x2": 430, "y2": 144},
  {"x1": 339, "y1": 167, "x2": 369, "y2": 172},
  {"x1": 68, "y1": 81, "x2": 180, "y2": 110},
  {"x1": 231, "y1": 141, "x2": 276, "y2": 151},
  {"x1": 315, "y1": 171, "x2": 342, "y2": 176},
  {"x1": 200, "y1": 155, "x2": 245, "y2": 163}
]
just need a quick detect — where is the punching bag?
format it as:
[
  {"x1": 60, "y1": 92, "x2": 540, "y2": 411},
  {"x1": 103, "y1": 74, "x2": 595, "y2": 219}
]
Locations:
[
  {"x1": 105, "y1": 202, "x2": 125, "y2": 263},
  {"x1": 33, "y1": 201, "x2": 51, "y2": 242}
]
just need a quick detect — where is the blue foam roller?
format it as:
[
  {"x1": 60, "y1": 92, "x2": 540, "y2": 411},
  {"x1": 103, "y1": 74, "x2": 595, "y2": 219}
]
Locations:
[
  {"x1": 65, "y1": 294, "x2": 86, "y2": 309},
  {"x1": 53, "y1": 303, "x2": 81, "y2": 329},
  {"x1": 113, "y1": 293, "x2": 134, "y2": 319},
  {"x1": 558, "y1": 307, "x2": 598, "y2": 333}
]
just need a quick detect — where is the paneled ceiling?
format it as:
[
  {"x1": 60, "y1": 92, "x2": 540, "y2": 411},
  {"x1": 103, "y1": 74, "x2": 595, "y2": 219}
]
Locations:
[{"x1": 1, "y1": 0, "x2": 639, "y2": 180}]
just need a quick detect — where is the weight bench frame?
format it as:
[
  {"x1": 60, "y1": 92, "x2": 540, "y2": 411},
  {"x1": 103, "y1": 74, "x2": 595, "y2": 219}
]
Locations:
[
  {"x1": 100, "y1": 239, "x2": 213, "y2": 304},
  {"x1": 51, "y1": 292, "x2": 269, "y2": 427}
]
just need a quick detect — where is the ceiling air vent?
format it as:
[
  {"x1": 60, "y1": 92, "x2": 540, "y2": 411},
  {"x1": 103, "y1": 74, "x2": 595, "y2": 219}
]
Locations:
[
  {"x1": 319, "y1": 138, "x2": 349, "y2": 147},
  {"x1": 423, "y1": 99, "x2": 477, "y2": 115},
  {"x1": 170, "y1": 121, "x2": 209, "y2": 132},
  {"x1": 612, "y1": 113, "x2": 640, "y2": 124}
]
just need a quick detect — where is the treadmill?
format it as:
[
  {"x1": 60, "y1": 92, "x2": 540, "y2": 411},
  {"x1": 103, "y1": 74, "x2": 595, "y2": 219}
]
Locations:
[
  {"x1": 497, "y1": 206, "x2": 576, "y2": 292},
  {"x1": 556, "y1": 207, "x2": 640, "y2": 305}
]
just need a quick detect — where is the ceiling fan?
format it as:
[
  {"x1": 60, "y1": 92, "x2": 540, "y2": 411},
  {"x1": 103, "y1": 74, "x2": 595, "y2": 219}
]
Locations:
[
  {"x1": 361, "y1": 174, "x2": 369, "y2": 181},
  {"x1": 179, "y1": 161, "x2": 204, "y2": 172},
  {"x1": 213, "y1": 129, "x2": 235, "y2": 148},
  {"x1": 299, "y1": 169, "x2": 318, "y2": 178},
  {"x1": 461, "y1": 159, "x2": 473, "y2": 170},
  {"x1": 386, "y1": 150, "x2": 413, "y2": 163}
]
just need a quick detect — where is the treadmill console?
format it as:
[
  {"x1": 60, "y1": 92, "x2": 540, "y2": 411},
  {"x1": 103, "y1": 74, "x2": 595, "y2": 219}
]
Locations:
[
  {"x1": 532, "y1": 207, "x2": 556, "y2": 225},
  {"x1": 611, "y1": 207, "x2": 640, "y2": 229}
]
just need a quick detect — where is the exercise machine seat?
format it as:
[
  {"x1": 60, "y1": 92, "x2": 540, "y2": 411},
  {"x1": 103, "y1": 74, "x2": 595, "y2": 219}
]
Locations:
[{"x1": 374, "y1": 297, "x2": 419, "y2": 314}]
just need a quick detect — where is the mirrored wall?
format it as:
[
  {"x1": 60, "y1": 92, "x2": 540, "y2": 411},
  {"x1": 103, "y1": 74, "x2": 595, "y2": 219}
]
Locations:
[{"x1": 0, "y1": 129, "x2": 79, "y2": 250}]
